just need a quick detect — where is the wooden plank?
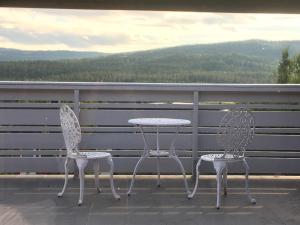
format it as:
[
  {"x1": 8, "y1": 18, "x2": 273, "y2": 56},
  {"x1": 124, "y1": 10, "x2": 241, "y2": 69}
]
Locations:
[
  {"x1": 80, "y1": 102, "x2": 193, "y2": 109},
  {"x1": 0, "y1": 133, "x2": 193, "y2": 149},
  {"x1": 0, "y1": 157, "x2": 300, "y2": 174},
  {"x1": 198, "y1": 127, "x2": 300, "y2": 134},
  {"x1": 0, "y1": 102, "x2": 65, "y2": 109},
  {"x1": 80, "y1": 109, "x2": 193, "y2": 126},
  {"x1": 0, "y1": 89, "x2": 72, "y2": 101},
  {"x1": 198, "y1": 110, "x2": 300, "y2": 127},
  {"x1": 2, "y1": 125, "x2": 298, "y2": 135},
  {"x1": 1, "y1": 133, "x2": 300, "y2": 151},
  {"x1": 0, "y1": 126, "x2": 192, "y2": 133},
  {"x1": 198, "y1": 103, "x2": 300, "y2": 110},
  {"x1": 0, "y1": 149, "x2": 193, "y2": 157},
  {"x1": 2, "y1": 0, "x2": 300, "y2": 14},
  {"x1": 80, "y1": 90, "x2": 192, "y2": 102},
  {"x1": 1, "y1": 149, "x2": 299, "y2": 157},
  {"x1": 0, "y1": 109, "x2": 60, "y2": 125},
  {"x1": 198, "y1": 134, "x2": 300, "y2": 151},
  {"x1": 199, "y1": 92, "x2": 300, "y2": 103},
  {"x1": 0, "y1": 126, "x2": 61, "y2": 132}
]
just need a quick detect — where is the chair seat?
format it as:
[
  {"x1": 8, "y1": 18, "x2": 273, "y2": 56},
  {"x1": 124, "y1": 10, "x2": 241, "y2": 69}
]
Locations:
[
  {"x1": 201, "y1": 154, "x2": 244, "y2": 162},
  {"x1": 69, "y1": 151, "x2": 111, "y2": 159}
]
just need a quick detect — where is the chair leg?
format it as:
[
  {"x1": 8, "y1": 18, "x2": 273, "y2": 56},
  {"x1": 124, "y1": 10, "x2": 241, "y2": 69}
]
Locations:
[
  {"x1": 106, "y1": 156, "x2": 120, "y2": 200},
  {"x1": 188, "y1": 159, "x2": 202, "y2": 199},
  {"x1": 170, "y1": 155, "x2": 190, "y2": 195},
  {"x1": 127, "y1": 154, "x2": 148, "y2": 195},
  {"x1": 93, "y1": 159, "x2": 101, "y2": 193},
  {"x1": 223, "y1": 164, "x2": 228, "y2": 196},
  {"x1": 156, "y1": 156, "x2": 161, "y2": 187},
  {"x1": 242, "y1": 159, "x2": 256, "y2": 204},
  {"x1": 213, "y1": 161, "x2": 226, "y2": 209},
  {"x1": 58, "y1": 157, "x2": 70, "y2": 197},
  {"x1": 76, "y1": 158, "x2": 88, "y2": 206}
]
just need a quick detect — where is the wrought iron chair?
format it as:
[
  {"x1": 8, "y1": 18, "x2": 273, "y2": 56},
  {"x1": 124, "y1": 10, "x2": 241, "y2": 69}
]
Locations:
[
  {"x1": 58, "y1": 104, "x2": 120, "y2": 205},
  {"x1": 188, "y1": 107, "x2": 256, "y2": 209}
]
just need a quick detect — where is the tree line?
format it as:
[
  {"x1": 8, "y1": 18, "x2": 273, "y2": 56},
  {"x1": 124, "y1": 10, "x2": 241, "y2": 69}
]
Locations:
[
  {"x1": 0, "y1": 52, "x2": 276, "y2": 83},
  {"x1": 277, "y1": 49, "x2": 300, "y2": 83}
]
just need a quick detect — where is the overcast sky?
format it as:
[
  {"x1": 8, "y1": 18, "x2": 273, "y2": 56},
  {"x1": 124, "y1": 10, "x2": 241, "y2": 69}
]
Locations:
[{"x1": 0, "y1": 8, "x2": 300, "y2": 53}]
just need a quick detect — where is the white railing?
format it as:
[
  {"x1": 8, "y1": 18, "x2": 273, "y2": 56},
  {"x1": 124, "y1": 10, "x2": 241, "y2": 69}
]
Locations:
[{"x1": 0, "y1": 81, "x2": 300, "y2": 174}]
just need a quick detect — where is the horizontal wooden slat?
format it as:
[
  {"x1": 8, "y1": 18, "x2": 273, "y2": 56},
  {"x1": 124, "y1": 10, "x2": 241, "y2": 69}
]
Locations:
[
  {"x1": 1, "y1": 149, "x2": 300, "y2": 158},
  {"x1": 0, "y1": 109, "x2": 60, "y2": 125},
  {"x1": 199, "y1": 134, "x2": 300, "y2": 151},
  {"x1": 1, "y1": 126, "x2": 299, "y2": 135},
  {"x1": 0, "y1": 102, "x2": 69, "y2": 109},
  {"x1": 80, "y1": 90, "x2": 192, "y2": 102},
  {"x1": 0, "y1": 149, "x2": 193, "y2": 157},
  {"x1": 198, "y1": 127, "x2": 300, "y2": 134},
  {"x1": 198, "y1": 110, "x2": 300, "y2": 127},
  {"x1": 0, "y1": 89, "x2": 73, "y2": 101},
  {"x1": 81, "y1": 102, "x2": 193, "y2": 109},
  {"x1": 80, "y1": 109, "x2": 193, "y2": 126},
  {"x1": 0, "y1": 133, "x2": 193, "y2": 149},
  {"x1": 199, "y1": 92, "x2": 300, "y2": 103},
  {"x1": 198, "y1": 103, "x2": 300, "y2": 110}
]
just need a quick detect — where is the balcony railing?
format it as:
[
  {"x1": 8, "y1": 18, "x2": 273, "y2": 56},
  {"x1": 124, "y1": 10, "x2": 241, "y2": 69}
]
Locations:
[{"x1": 0, "y1": 81, "x2": 300, "y2": 174}]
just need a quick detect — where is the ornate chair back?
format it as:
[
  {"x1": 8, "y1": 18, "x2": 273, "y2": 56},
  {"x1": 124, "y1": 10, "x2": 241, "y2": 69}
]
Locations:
[
  {"x1": 217, "y1": 107, "x2": 255, "y2": 158},
  {"x1": 60, "y1": 104, "x2": 81, "y2": 156}
]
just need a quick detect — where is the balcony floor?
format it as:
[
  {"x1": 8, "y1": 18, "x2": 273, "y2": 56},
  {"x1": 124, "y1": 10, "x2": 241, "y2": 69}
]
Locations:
[{"x1": 0, "y1": 175, "x2": 299, "y2": 225}]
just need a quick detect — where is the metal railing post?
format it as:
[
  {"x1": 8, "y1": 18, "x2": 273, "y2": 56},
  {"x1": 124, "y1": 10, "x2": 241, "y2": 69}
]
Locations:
[
  {"x1": 73, "y1": 89, "x2": 80, "y2": 179},
  {"x1": 192, "y1": 91, "x2": 199, "y2": 181}
]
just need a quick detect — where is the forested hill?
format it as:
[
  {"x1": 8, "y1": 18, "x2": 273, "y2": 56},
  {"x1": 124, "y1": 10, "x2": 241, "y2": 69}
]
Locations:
[
  {"x1": 1, "y1": 40, "x2": 300, "y2": 83},
  {"x1": 0, "y1": 48, "x2": 105, "y2": 61}
]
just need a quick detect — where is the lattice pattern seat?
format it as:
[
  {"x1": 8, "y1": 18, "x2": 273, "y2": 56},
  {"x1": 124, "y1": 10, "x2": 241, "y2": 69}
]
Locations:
[
  {"x1": 58, "y1": 104, "x2": 120, "y2": 205},
  {"x1": 188, "y1": 107, "x2": 256, "y2": 209},
  {"x1": 200, "y1": 154, "x2": 244, "y2": 162},
  {"x1": 68, "y1": 151, "x2": 111, "y2": 159}
]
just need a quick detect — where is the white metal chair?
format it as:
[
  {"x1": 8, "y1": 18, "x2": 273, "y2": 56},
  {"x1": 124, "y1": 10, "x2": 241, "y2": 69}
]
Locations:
[
  {"x1": 58, "y1": 104, "x2": 120, "y2": 205},
  {"x1": 188, "y1": 107, "x2": 256, "y2": 209}
]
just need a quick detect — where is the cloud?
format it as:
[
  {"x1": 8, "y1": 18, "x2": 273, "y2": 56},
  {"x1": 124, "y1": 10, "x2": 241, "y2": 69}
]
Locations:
[
  {"x1": 0, "y1": 27, "x2": 130, "y2": 47},
  {"x1": 0, "y1": 8, "x2": 300, "y2": 53}
]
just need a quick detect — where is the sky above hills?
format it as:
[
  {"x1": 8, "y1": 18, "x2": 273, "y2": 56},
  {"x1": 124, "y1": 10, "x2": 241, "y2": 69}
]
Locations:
[{"x1": 0, "y1": 8, "x2": 300, "y2": 53}]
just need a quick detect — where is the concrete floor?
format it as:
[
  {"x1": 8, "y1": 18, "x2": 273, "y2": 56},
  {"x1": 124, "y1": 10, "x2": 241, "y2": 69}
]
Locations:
[{"x1": 0, "y1": 175, "x2": 299, "y2": 225}]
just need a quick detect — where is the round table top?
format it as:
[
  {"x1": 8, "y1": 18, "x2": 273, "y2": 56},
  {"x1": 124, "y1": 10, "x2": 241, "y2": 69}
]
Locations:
[{"x1": 128, "y1": 118, "x2": 191, "y2": 126}]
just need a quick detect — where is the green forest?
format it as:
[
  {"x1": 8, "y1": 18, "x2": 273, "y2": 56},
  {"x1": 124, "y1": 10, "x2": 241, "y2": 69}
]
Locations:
[{"x1": 1, "y1": 40, "x2": 300, "y2": 83}]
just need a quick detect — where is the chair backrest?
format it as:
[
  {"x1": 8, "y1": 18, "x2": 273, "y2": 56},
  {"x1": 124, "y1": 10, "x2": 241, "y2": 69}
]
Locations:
[
  {"x1": 217, "y1": 107, "x2": 255, "y2": 158},
  {"x1": 60, "y1": 104, "x2": 81, "y2": 156}
]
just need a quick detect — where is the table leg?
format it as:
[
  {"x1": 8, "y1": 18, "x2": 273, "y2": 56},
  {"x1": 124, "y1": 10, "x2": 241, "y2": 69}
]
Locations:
[
  {"x1": 156, "y1": 156, "x2": 160, "y2": 187},
  {"x1": 170, "y1": 154, "x2": 190, "y2": 195},
  {"x1": 169, "y1": 126, "x2": 190, "y2": 195},
  {"x1": 127, "y1": 153, "x2": 149, "y2": 195},
  {"x1": 156, "y1": 126, "x2": 160, "y2": 187},
  {"x1": 127, "y1": 125, "x2": 150, "y2": 196}
]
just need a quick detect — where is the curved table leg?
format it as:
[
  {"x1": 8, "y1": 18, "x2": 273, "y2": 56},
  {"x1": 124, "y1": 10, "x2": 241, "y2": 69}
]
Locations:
[
  {"x1": 170, "y1": 154, "x2": 190, "y2": 196},
  {"x1": 93, "y1": 159, "x2": 101, "y2": 193},
  {"x1": 127, "y1": 153, "x2": 149, "y2": 195}
]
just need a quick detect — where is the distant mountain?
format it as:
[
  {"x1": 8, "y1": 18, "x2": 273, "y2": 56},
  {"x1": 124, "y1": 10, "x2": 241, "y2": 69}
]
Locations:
[
  {"x1": 120, "y1": 39, "x2": 300, "y2": 62},
  {"x1": 1, "y1": 40, "x2": 300, "y2": 83},
  {"x1": 0, "y1": 48, "x2": 106, "y2": 61}
]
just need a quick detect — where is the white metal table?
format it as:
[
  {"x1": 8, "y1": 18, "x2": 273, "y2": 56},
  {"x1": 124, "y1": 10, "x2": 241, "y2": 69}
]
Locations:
[{"x1": 127, "y1": 118, "x2": 191, "y2": 196}]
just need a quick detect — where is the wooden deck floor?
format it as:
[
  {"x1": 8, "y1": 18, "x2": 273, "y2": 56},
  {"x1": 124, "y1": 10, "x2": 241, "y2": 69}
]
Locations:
[{"x1": 0, "y1": 175, "x2": 299, "y2": 225}]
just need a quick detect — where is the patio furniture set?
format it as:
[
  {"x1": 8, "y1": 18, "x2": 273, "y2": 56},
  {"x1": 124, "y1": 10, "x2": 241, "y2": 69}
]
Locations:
[{"x1": 58, "y1": 104, "x2": 256, "y2": 209}]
